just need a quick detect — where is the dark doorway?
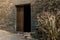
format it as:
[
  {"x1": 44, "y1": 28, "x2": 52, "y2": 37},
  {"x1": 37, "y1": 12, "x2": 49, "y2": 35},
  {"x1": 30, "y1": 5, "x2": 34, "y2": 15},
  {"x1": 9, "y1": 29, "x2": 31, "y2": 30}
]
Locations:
[
  {"x1": 16, "y1": 4, "x2": 31, "y2": 32},
  {"x1": 24, "y1": 4, "x2": 31, "y2": 32}
]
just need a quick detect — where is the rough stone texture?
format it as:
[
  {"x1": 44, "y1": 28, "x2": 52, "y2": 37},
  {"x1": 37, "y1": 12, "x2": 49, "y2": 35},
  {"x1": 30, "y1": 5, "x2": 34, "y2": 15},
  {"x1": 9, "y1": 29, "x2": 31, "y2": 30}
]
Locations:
[
  {"x1": 31, "y1": 0, "x2": 37, "y2": 31},
  {"x1": 31, "y1": 0, "x2": 60, "y2": 40},
  {"x1": 0, "y1": 0, "x2": 16, "y2": 32},
  {"x1": 0, "y1": 0, "x2": 60, "y2": 33},
  {"x1": 0, "y1": 0, "x2": 36, "y2": 32}
]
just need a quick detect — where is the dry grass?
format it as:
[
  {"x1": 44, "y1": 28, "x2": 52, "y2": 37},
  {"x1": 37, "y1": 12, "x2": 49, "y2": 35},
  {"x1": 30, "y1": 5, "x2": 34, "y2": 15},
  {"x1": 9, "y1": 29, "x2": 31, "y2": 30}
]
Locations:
[{"x1": 36, "y1": 12, "x2": 58, "y2": 40}]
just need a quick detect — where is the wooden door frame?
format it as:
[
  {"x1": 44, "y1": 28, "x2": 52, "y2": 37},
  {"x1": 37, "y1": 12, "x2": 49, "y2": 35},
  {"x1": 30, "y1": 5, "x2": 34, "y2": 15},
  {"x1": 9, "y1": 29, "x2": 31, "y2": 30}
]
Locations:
[{"x1": 15, "y1": 4, "x2": 31, "y2": 32}]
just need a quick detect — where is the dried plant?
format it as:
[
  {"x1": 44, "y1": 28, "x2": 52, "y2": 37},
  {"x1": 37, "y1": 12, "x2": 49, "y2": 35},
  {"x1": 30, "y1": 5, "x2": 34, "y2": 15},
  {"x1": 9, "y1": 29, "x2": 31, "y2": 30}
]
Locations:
[
  {"x1": 31, "y1": 12, "x2": 60, "y2": 40},
  {"x1": 37, "y1": 12, "x2": 57, "y2": 40},
  {"x1": 31, "y1": 0, "x2": 60, "y2": 40}
]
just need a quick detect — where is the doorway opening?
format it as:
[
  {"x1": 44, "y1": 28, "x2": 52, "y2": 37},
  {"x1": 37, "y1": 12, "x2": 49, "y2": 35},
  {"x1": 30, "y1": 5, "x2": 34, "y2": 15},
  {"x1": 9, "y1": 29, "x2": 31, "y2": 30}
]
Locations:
[{"x1": 16, "y1": 4, "x2": 31, "y2": 32}]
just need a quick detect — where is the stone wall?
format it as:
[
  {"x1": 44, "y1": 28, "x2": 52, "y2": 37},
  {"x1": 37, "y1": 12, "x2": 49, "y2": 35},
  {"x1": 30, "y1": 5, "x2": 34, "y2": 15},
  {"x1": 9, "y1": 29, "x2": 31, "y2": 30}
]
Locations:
[
  {"x1": 34, "y1": 0, "x2": 60, "y2": 31},
  {"x1": 0, "y1": 0, "x2": 37, "y2": 32},
  {"x1": 0, "y1": 0, "x2": 16, "y2": 32},
  {"x1": 1, "y1": 0, "x2": 60, "y2": 35},
  {"x1": 32, "y1": 0, "x2": 60, "y2": 40}
]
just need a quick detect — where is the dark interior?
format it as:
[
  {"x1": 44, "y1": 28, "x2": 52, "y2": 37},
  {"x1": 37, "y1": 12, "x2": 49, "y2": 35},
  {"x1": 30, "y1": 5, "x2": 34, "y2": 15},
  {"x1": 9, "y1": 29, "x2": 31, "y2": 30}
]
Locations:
[
  {"x1": 24, "y1": 4, "x2": 31, "y2": 32},
  {"x1": 16, "y1": 4, "x2": 31, "y2": 32}
]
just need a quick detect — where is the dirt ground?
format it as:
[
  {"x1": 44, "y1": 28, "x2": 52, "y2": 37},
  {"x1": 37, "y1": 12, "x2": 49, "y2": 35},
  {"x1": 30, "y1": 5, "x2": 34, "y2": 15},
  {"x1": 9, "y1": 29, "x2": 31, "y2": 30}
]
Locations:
[{"x1": 0, "y1": 30, "x2": 37, "y2": 40}]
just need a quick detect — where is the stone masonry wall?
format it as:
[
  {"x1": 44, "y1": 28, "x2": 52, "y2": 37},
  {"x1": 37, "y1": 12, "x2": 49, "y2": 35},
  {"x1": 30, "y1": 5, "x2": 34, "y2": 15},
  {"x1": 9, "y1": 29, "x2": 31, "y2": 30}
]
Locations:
[
  {"x1": 0, "y1": 0, "x2": 36, "y2": 32},
  {"x1": 32, "y1": 0, "x2": 60, "y2": 40},
  {"x1": 0, "y1": 0, "x2": 16, "y2": 32}
]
